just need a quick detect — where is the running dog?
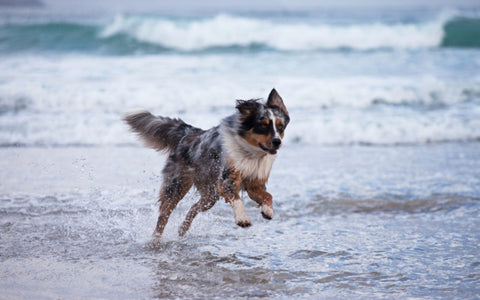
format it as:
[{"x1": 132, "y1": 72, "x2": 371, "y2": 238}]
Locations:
[{"x1": 124, "y1": 89, "x2": 289, "y2": 237}]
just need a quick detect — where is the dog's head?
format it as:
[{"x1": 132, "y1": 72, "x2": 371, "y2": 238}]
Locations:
[{"x1": 236, "y1": 88, "x2": 290, "y2": 155}]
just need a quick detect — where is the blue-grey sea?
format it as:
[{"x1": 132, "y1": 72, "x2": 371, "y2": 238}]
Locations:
[{"x1": 1, "y1": 1, "x2": 480, "y2": 298}]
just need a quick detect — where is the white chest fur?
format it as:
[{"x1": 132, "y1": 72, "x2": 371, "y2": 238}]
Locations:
[
  {"x1": 221, "y1": 128, "x2": 276, "y2": 180},
  {"x1": 230, "y1": 147, "x2": 276, "y2": 180}
]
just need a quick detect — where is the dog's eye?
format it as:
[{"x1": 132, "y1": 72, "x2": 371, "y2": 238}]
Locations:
[
  {"x1": 276, "y1": 120, "x2": 285, "y2": 133},
  {"x1": 260, "y1": 119, "x2": 270, "y2": 128}
]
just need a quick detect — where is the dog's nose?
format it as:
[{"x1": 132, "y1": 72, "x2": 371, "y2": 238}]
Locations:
[{"x1": 272, "y1": 138, "x2": 281, "y2": 148}]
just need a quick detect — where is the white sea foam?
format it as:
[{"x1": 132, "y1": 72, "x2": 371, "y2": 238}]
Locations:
[
  {"x1": 99, "y1": 13, "x2": 452, "y2": 51},
  {"x1": 0, "y1": 53, "x2": 479, "y2": 146}
]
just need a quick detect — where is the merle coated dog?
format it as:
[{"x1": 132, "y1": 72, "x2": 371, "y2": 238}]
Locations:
[{"x1": 124, "y1": 89, "x2": 289, "y2": 237}]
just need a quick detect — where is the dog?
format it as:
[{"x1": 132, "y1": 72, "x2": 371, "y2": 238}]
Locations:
[{"x1": 124, "y1": 89, "x2": 289, "y2": 237}]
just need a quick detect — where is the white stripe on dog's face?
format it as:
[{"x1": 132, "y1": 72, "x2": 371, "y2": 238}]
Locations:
[
  {"x1": 268, "y1": 109, "x2": 282, "y2": 141},
  {"x1": 268, "y1": 107, "x2": 288, "y2": 142}
]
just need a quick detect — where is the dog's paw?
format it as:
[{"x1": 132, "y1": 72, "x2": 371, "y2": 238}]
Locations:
[
  {"x1": 236, "y1": 219, "x2": 252, "y2": 228},
  {"x1": 231, "y1": 199, "x2": 251, "y2": 228},
  {"x1": 151, "y1": 231, "x2": 163, "y2": 240},
  {"x1": 178, "y1": 225, "x2": 187, "y2": 237},
  {"x1": 261, "y1": 205, "x2": 274, "y2": 220}
]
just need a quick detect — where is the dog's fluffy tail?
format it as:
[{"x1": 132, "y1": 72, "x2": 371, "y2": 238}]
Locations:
[{"x1": 123, "y1": 110, "x2": 200, "y2": 152}]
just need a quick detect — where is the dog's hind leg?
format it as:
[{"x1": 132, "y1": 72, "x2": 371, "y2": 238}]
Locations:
[
  {"x1": 154, "y1": 175, "x2": 193, "y2": 237},
  {"x1": 178, "y1": 189, "x2": 218, "y2": 236}
]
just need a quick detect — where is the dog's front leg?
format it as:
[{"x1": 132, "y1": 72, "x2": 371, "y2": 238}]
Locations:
[
  {"x1": 246, "y1": 183, "x2": 274, "y2": 220},
  {"x1": 218, "y1": 167, "x2": 251, "y2": 228},
  {"x1": 230, "y1": 198, "x2": 251, "y2": 227}
]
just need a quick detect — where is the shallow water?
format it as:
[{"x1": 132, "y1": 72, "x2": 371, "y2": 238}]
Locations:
[{"x1": 1, "y1": 144, "x2": 479, "y2": 298}]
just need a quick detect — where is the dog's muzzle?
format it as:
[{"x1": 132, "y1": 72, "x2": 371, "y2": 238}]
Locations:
[
  {"x1": 259, "y1": 138, "x2": 281, "y2": 155},
  {"x1": 272, "y1": 138, "x2": 281, "y2": 149}
]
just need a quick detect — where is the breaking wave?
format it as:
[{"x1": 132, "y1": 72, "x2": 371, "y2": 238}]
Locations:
[{"x1": 1, "y1": 12, "x2": 479, "y2": 54}]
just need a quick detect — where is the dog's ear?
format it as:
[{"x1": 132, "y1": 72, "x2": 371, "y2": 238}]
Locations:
[
  {"x1": 266, "y1": 88, "x2": 288, "y2": 116},
  {"x1": 236, "y1": 99, "x2": 260, "y2": 116}
]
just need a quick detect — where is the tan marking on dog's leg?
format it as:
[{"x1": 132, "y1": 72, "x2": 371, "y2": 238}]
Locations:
[
  {"x1": 178, "y1": 196, "x2": 217, "y2": 236},
  {"x1": 230, "y1": 198, "x2": 251, "y2": 227},
  {"x1": 153, "y1": 177, "x2": 193, "y2": 238},
  {"x1": 153, "y1": 201, "x2": 176, "y2": 238},
  {"x1": 246, "y1": 182, "x2": 274, "y2": 220}
]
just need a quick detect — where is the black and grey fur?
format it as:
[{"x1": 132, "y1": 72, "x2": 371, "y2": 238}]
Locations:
[{"x1": 124, "y1": 89, "x2": 289, "y2": 237}]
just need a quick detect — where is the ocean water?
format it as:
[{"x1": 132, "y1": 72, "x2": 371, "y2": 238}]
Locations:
[
  {"x1": 1, "y1": 2, "x2": 480, "y2": 299},
  {"x1": 1, "y1": 9, "x2": 480, "y2": 147}
]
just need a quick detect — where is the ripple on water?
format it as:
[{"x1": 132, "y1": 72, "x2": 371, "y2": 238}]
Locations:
[{"x1": 1, "y1": 167, "x2": 480, "y2": 299}]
